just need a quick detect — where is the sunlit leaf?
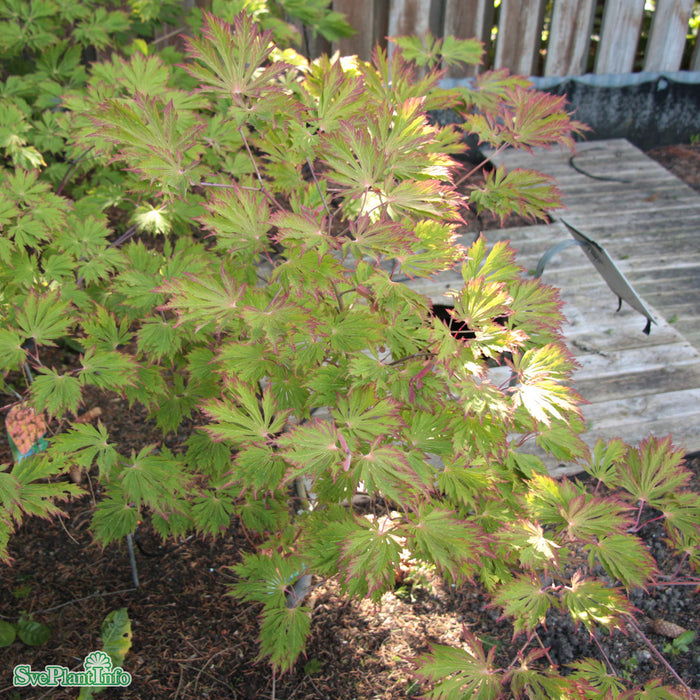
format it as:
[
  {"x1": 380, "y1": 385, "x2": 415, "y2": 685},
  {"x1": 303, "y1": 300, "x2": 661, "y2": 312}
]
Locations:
[
  {"x1": 616, "y1": 437, "x2": 690, "y2": 509},
  {"x1": 493, "y1": 574, "x2": 556, "y2": 635},
  {"x1": 415, "y1": 632, "x2": 502, "y2": 700},
  {"x1": 587, "y1": 533, "x2": 658, "y2": 589},
  {"x1": 562, "y1": 572, "x2": 633, "y2": 633}
]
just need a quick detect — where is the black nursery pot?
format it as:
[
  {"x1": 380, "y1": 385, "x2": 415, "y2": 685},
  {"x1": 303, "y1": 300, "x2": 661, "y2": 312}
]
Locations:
[{"x1": 439, "y1": 70, "x2": 700, "y2": 152}]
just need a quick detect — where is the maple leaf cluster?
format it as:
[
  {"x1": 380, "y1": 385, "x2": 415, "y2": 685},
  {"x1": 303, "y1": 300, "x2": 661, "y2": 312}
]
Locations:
[{"x1": 0, "y1": 5, "x2": 697, "y2": 696}]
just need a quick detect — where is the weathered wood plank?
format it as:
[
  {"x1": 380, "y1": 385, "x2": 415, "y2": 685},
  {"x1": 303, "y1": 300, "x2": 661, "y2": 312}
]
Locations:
[
  {"x1": 493, "y1": 0, "x2": 547, "y2": 75},
  {"x1": 644, "y1": 0, "x2": 695, "y2": 71},
  {"x1": 573, "y1": 362, "x2": 700, "y2": 404},
  {"x1": 494, "y1": 171, "x2": 698, "y2": 201},
  {"x1": 508, "y1": 155, "x2": 700, "y2": 183},
  {"x1": 552, "y1": 277, "x2": 700, "y2": 310},
  {"x1": 484, "y1": 234, "x2": 698, "y2": 265},
  {"x1": 551, "y1": 209, "x2": 700, "y2": 236},
  {"x1": 547, "y1": 185, "x2": 700, "y2": 207},
  {"x1": 491, "y1": 235, "x2": 700, "y2": 269},
  {"x1": 584, "y1": 387, "x2": 700, "y2": 428},
  {"x1": 481, "y1": 232, "x2": 700, "y2": 274},
  {"x1": 442, "y1": 0, "x2": 495, "y2": 77},
  {"x1": 486, "y1": 144, "x2": 700, "y2": 234},
  {"x1": 532, "y1": 241, "x2": 700, "y2": 274},
  {"x1": 480, "y1": 139, "x2": 700, "y2": 464},
  {"x1": 634, "y1": 275, "x2": 700, "y2": 297},
  {"x1": 538, "y1": 277, "x2": 700, "y2": 314},
  {"x1": 635, "y1": 299, "x2": 700, "y2": 322},
  {"x1": 595, "y1": 0, "x2": 646, "y2": 74},
  {"x1": 490, "y1": 139, "x2": 694, "y2": 178},
  {"x1": 683, "y1": 331, "x2": 700, "y2": 350},
  {"x1": 563, "y1": 163, "x2": 699, "y2": 190},
  {"x1": 388, "y1": 0, "x2": 433, "y2": 44},
  {"x1": 576, "y1": 411, "x2": 700, "y2": 455},
  {"x1": 544, "y1": 0, "x2": 596, "y2": 76},
  {"x1": 333, "y1": 0, "x2": 376, "y2": 60},
  {"x1": 563, "y1": 320, "x2": 682, "y2": 353},
  {"x1": 546, "y1": 409, "x2": 700, "y2": 476},
  {"x1": 573, "y1": 344, "x2": 700, "y2": 379},
  {"x1": 566, "y1": 324, "x2": 689, "y2": 356},
  {"x1": 547, "y1": 270, "x2": 699, "y2": 311},
  {"x1": 693, "y1": 31, "x2": 700, "y2": 70}
]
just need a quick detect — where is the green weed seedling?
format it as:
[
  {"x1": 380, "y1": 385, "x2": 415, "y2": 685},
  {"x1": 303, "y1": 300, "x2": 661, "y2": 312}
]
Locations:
[
  {"x1": 0, "y1": 615, "x2": 51, "y2": 648},
  {"x1": 664, "y1": 630, "x2": 695, "y2": 657}
]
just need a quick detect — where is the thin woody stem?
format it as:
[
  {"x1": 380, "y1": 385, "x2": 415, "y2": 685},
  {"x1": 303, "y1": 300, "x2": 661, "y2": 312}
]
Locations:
[
  {"x1": 592, "y1": 633, "x2": 617, "y2": 676},
  {"x1": 56, "y1": 146, "x2": 95, "y2": 196},
  {"x1": 626, "y1": 617, "x2": 694, "y2": 697},
  {"x1": 305, "y1": 156, "x2": 333, "y2": 222},
  {"x1": 455, "y1": 143, "x2": 508, "y2": 187},
  {"x1": 238, "y1": 127, "x2": 284, "y2": 211}
]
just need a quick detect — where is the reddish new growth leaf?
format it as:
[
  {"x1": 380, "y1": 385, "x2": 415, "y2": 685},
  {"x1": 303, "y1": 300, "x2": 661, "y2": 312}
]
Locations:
[
  {"x1": 414, "y1": 630, "x2": 503, "y2": 699},
  {"x1": 390, "y1": 32, "x2": 484, "y2": 70},
  {"x1": 338, "y1": 518, "x2": 404, "y2": 600},
  {"x1": 183, "y1": 12, "x2": 288, "y2": 105},
  {"x1": 458, "y1": 68, "x2": 533, "y2": 113},
  {"x1": 93, "y1": 93, "x2": 205, "y2": 193},
  {"x1": 276, "y1": 419, "x2": 348, "y2": 477},
  {"x1": 469, "y1": 167, "x2": 563, "y2": 223},
  {"x1": 345, "y1": 216, "x2": 417, "y2": 261},
  {"x1": 271, "y1": 207, "x2": 336, "y2": 255},
  {"x1": 467, "y1": 86, "x2": 587, "y2": 151},
  {"x1": 157, "y1": 267, "x2": 247, "y2": 332},
  {"x1": 493, "y1": 573, "x2": 556, "y2": 636},
  {"x1": 507, "y1": 278, "x2": 565, "y2": 346},
  {"x1": 203, "y1": 380, "x2": 289, "y2": 446},
  {"x1": 409, "y1": 361, "x2": 433, "y2": 402},
  {"x1": 200, "y1": 185, "x2": 273, "y2": 258},
  {"x1": 616, "y1": 436, "x2": 690, "y2": 509},
  {"x1": 563, "y1": 571, "x2": 635, "y2": 634},
  {"x1": 356, "y1": 441, "x2": 430, "y2": 504},
  {"x1": 302, "y1": 55, "x2": 367, "y2": 134}
]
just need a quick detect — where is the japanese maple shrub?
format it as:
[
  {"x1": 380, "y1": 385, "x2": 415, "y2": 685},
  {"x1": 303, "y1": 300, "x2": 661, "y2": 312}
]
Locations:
[{"x1": 0, "y1": 8, "x2": 698, "y2": 697}]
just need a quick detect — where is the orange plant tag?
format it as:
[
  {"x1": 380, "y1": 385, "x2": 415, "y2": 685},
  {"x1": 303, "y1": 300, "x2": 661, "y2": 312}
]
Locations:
[{"x1": 6, "y1": 403, "x2": 47, "y2": 457}]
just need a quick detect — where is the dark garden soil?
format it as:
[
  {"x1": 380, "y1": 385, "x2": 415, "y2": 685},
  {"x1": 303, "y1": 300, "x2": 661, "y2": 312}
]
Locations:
[
  {"x1": 0, "y1": 145, "x2": 698, "y2": 700},
  {"x1": 646, "y1": 143, "x2": 700, "y2": 193}
]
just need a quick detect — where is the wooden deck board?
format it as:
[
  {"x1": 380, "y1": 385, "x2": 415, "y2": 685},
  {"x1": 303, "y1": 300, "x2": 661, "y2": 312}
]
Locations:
[
  {"x1": 487, "y1": 139, "x2": 700, "y2": 349},
  {"x1": 409, "y1": 139, "x2": 700, "y2": 471},
  {"x1": 573, "y1": 344, "x2": 700, "y2": 377},
  {"x1": 573, "y1": 362, "x2": 700, "y2": 402}
]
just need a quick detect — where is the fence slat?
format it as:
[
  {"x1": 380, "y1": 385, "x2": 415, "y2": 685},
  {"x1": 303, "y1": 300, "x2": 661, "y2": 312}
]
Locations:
[
  {"x1": 493, "y1": 0, "x2": 547, "y2": 75},
  {"x1": 595, "y1": 0, "x2": 646, "y2": 74},
  {"x1": 693, "y1": 37, "x2": 700, "y2": 71},
  {"x1": 387, "y1": 0, "x2": 433, "y2": 44},
  {"x1": 443, "y1": 0, "x2": 495, "y2": 77},
  {"x1": 326, "y1": 0, "x2": 697, "y2": 76},
  {"x1": 644, "y1": 0, "x2": 694, "y2": 71},
  {"x1": 333, "y1": 0, "x2": 377, "y2": 60},
  {"x1": 544, "y1": 0, "x2": 596, "y2": 76}
]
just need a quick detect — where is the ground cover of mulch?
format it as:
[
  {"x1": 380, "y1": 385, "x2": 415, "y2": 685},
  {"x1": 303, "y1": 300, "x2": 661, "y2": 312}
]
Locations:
[
  {"x1": 647, "y1": 143, "x2": 700, "y2": 193},
  {"x1": 0, "y1": 144, "x2": 698, "y2": 700}
]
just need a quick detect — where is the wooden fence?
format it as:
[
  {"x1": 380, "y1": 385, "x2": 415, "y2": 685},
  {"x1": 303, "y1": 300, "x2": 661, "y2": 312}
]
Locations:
[{"x1": 328, "y1": 0, "x2": 700, "y2": 77}]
